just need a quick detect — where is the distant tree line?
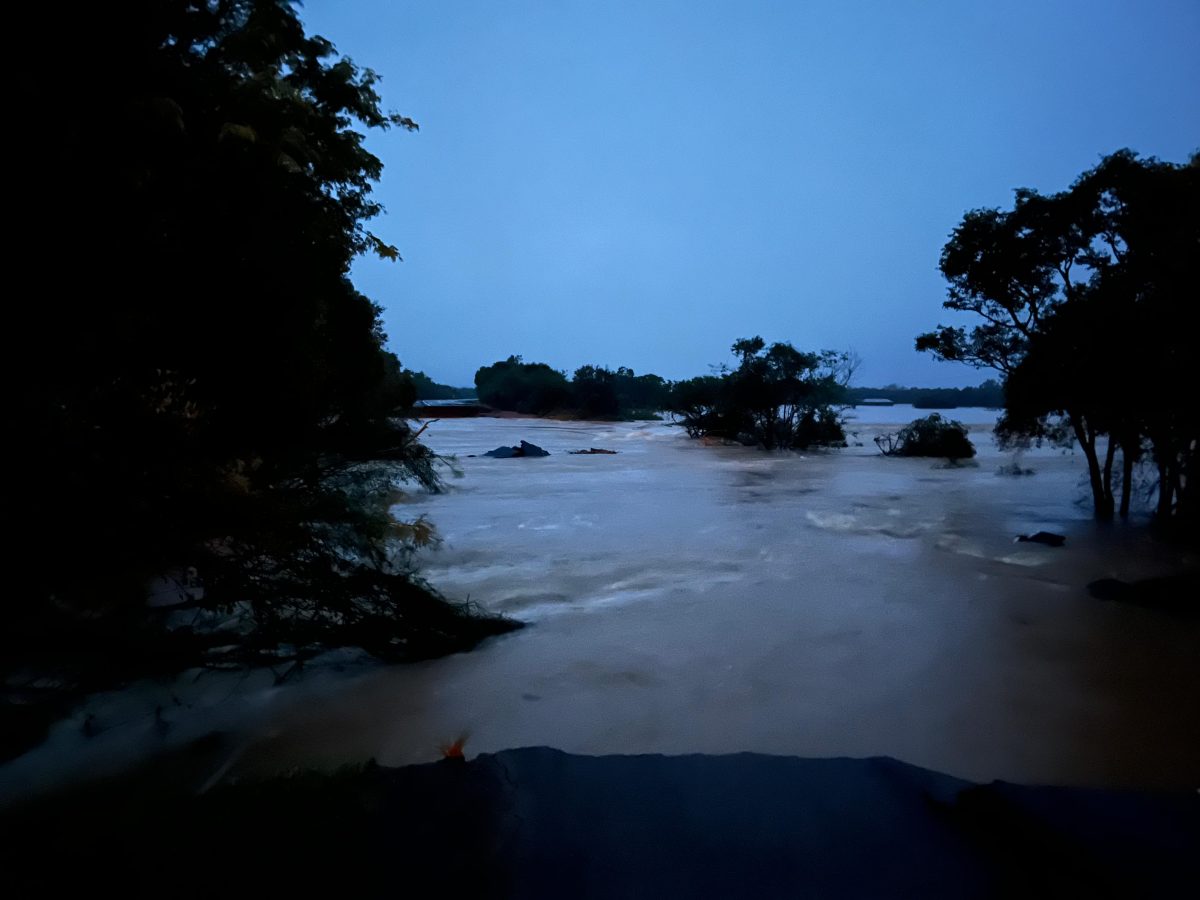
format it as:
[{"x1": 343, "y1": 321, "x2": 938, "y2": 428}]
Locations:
[
  {"x1": 404, "y1": 370, "x2": 477, "y2": 401},
  {"x1": 470, "y1": 354, "x2": 1006, "y2": 430},
  {"x1": 472, "y1": 343, "x2": 851, "y2": 450},
  {"x1": 918, "y1": 150, "x2": 1197, "y2": 533},
  {"x1": 845, "y1": 380, "x2": 1003, "y2": 409},
  {"x1": 474, "y1": 357, "x2": 669, "y2": 419}
]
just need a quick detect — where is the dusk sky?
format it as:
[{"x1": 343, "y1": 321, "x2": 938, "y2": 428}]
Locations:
[{"x1": 300, "y1": 1, "x2": 1198, "y2": 388}]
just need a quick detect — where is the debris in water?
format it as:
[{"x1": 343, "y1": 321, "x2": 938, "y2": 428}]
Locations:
[
  {"x1": 483, "y1": 441, "x2": 549, "y2": 458},
  {"x1": 1016, "y1": 531, "x2": 1066, "y2": 547}
]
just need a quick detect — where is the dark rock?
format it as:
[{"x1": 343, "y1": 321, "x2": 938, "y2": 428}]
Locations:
[
  {"x1": 483, "y1": 440, "x2": 549, "y2": 459},
  {"x1": 568, "y1": 448, "x2": 618, "y2": 455},
  {"x1": 483, "y1": 445, "x2": 520, "y2": 458},
  {"x1": 1016, "y1": 531, "x2": 1066, "y2": 547}
]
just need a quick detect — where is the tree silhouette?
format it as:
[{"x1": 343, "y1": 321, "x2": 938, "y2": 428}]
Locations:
[
  {"x1": 7, "y1": 1, "x2": 514, "y2": 710},
  {"x1": 669, "y1": 339, "x2": 849, "y2": 450},
  {"x1": 918, "y1": 150, "x2": 1197, "y2": 527}
]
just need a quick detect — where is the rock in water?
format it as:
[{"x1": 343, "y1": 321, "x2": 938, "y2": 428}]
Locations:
[
  {"x1": 1016, "y1": 531, "x2": 1066, "y2": 547},
  {"x1": 483, "y1": 440, "x2": 550, "y2": 459}
]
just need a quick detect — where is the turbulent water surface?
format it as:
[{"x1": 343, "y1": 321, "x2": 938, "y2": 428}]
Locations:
[{"x1": 4, "y1": 408, "x2": 1197, "y2": 798}]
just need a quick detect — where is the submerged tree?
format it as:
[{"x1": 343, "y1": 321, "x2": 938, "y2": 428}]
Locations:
[
  {"x1": 7, "y1": 0, "x2": 515, "y2": 719},
  {"x1": 669, "y1": 338, "x2": 850, "y2": 450},
  {"x1": 874, "y1": 414, "x2": 976, "y2": 461},
  {"x1": 917, "y1": 150, "x2": 1197, "y2": 528}
]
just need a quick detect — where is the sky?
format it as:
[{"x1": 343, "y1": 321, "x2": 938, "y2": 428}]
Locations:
[{"x1": 299, "y1": 0, "x2": 1198, "y2": 388}]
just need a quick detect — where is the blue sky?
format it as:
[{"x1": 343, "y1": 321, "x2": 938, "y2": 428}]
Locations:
[{"x1": 300, "y1": 1, "x2": 1198, "y2": 387}]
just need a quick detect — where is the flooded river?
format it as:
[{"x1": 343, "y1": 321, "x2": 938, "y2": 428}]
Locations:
[{"x1": 4, "y1": 409, "x2": 1197, "y2": 798}]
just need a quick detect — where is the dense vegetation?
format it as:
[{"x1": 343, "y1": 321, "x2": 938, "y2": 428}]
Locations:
[
  {"x1": 667, "y1": 338, "x2": 851, "y2": 450},
  {"x1": 6, "y1": 0, "x2": 515, "y2": 755},
  {"x1": 473, "y1": 340, "x2": 850, "y2": 448},
  {"x1": 571, "y1": 366, "x2": 671, "y2": 419},
  {"x1": 874, "y1": 414, "x2": 976, "y2": 461},
  {"x1": 846, "y1": 381, "x2": 1003, "y2": 409},
  {"x1": 474, "y1": 357, "x2": 670, "y2": 418},
  {"x1": 918, "y1": 150, "x2": 1197, "y2": 531},
  {"x1": 474, "y1": 357, "x2": 574, "y2": 414}
]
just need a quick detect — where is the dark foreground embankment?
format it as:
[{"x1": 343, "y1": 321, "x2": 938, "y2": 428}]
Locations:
[{"x1": 4, "y1": 746, "x2": 1194, "y2": 897}]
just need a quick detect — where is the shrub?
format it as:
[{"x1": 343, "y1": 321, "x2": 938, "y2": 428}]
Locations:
[{"x1": 875, "y1": 413, "x2": 975, "y2": 459}]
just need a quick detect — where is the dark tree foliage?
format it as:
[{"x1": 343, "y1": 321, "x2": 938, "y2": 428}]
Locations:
[
  {"x1": 875, "y1": 415, "x2": 976, "y2": 461},
  {"x1": 7, "y1": 0, "x2": 515, "y2": 712},
  {"x1": 569, "y1": 365, "x2": 670, "y2": 419},
  {"x1": 918, "y1": 150, "x2": 1197, "y2": 528},
  {"x1": 571, "y1": 366, "x2": 622, "y2": 418},
  {"x1": 1000, "y1": 294, "x2": 1139, "y2": 516},
  {"x1": 474, "y1": 358, "x2": 668, "y2": 419},
  {"x1": 668, "y1": 339, "x2": 850, "y2": 450},
  {"x1": 474, "y1": 356, "x2": 573, "y2": 414},
  {"x1": 611, "y1": 367, "x2": 671, "y2": 418},
  {"x1": 667, "y1": 376, "x2": 730, "y2": 438}
]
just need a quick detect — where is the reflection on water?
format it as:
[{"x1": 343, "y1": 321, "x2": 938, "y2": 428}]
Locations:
[{"x1": 3, "y1": 412, "x2": 1197, "y2": 798}]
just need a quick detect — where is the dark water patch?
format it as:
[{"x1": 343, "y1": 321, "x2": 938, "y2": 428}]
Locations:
[{"x1": 1088, "y1": 575, "x2": 1200, "y2": 616}]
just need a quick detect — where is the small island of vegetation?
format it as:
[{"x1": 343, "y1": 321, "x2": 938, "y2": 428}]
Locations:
[{"x1": 874, "y1": 414, "x2": 977, "y2": 461}]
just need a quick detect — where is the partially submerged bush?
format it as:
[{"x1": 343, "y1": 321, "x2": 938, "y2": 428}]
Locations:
[
  {"x1": 667, "y1": 338, "x2": 851, "y2": 450},
  {"x1": 875, "y1": 414, "x2": 976, "y2": 460}
]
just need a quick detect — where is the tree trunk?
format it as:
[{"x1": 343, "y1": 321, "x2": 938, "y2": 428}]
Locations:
[
  {"x1": 1072, "y1": 415, "x2": 1112, "y2": 520},
  {"x1": 1119, "y1": 436, "x2": 1134, "y2": 519},
  {"x1": 1167, "y1": 458, "x2": 1182, "y2": 519},
  {"x1": 1177, "y1": 437, "x2": 1195, "y2": 524},
  {"x1": 1156, "y1": 456, "x2": 1173, "y2": 521},
  {"x1": 1102, "y1": 437, "x2": 1117, "y2": 514}
]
